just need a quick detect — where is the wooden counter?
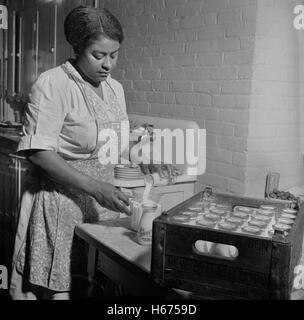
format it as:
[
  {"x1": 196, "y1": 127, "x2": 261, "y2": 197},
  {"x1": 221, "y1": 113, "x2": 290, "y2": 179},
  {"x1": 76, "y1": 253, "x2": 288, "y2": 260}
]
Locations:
[
  {"x1": 75, "y1": 217, "x2": 191, "y2": 299},
  {"x1": 75, "y1": 216, "x2": 304, "y2": 300}
]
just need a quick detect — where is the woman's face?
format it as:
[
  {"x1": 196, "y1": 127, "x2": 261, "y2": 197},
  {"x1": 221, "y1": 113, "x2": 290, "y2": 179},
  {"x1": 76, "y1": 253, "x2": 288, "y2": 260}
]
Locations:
[{"x1": 76, "y1": 35, "x2": 120, "y2": 85}]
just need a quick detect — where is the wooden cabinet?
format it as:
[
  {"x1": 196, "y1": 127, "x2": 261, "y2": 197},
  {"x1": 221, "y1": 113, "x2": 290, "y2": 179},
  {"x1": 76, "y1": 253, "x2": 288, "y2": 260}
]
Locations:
[
  {"x1": 0, "y1": 137, "x2": 30, "y2": 273},
  {"x1": 17, "y1": 1, "x2": 56, "y2": 95}
]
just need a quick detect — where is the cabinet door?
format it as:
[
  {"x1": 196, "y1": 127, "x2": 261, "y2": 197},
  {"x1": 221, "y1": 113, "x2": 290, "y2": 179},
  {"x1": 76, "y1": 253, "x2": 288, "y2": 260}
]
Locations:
[
  {"x1": 18, "y1": 6, "x2": 38, "y2": 95},
  {"x1": 37, "y1": 1, "x2": 56, "y2": 76},
  {"x1": 56, "y1": 0, "x2": 75, "y2": 65}
]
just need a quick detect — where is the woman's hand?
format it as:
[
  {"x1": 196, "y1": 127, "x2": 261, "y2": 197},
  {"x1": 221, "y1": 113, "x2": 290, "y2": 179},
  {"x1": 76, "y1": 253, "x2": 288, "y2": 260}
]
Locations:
[{"x1": 91, "y1": 181, "x2": 131, "y2": 216}]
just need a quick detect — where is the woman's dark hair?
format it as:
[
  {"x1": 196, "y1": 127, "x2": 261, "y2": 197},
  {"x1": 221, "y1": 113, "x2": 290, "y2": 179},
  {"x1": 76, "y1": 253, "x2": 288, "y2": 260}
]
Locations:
[{"x1": 64, "y1": 6, "x2": 124, "y2": 55}]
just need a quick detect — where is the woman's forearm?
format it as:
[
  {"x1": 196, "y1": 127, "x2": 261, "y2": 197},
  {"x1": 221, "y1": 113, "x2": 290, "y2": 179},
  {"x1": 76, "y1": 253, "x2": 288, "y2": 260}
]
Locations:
[{"x1": 28, "y1": 150, "x2": 97, "y2": 196}]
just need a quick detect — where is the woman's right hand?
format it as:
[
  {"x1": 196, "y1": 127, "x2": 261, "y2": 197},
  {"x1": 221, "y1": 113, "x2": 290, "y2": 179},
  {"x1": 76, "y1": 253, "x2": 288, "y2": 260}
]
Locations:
[{"x1": 91, "y1": 180, "x2": 131, "y2": 216}]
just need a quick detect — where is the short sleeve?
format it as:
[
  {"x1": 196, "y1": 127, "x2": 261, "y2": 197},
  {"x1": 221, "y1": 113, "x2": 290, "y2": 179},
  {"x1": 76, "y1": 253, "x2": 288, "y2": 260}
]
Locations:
[{"x1": 17, "y1": 74, "x2": 68, "y2": 154}]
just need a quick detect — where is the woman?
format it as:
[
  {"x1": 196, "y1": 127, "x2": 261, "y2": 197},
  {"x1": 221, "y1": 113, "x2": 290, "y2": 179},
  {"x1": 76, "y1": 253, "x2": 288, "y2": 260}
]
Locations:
[{"x1": 10, "y1": 5, "x2": 131, "y2": 300}]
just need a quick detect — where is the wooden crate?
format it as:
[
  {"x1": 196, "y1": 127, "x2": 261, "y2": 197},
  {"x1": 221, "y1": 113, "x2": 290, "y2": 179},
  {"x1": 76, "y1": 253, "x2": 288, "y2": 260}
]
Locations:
[{"x1": 151, "y1": 190, "x2": 304, "y2": 300}]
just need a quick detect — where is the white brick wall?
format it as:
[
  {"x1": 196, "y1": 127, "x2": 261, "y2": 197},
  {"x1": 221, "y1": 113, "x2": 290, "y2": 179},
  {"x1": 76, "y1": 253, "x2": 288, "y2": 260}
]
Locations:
[
  {"x1": 246, "y1": 0, "x2": 304, "y2": 197},
  {"x1": 99, "y1": 0, "x2": 255, "y2": 195},
  {"x1": 99, "y1": 0, "x2": 304, "y2": 197}
]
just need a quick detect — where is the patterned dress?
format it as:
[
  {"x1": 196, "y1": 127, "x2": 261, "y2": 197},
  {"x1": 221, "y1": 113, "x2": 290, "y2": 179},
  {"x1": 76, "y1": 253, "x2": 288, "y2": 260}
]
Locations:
[{"x1": 10, "y1": 60, "x2": 129, "y2": 297}]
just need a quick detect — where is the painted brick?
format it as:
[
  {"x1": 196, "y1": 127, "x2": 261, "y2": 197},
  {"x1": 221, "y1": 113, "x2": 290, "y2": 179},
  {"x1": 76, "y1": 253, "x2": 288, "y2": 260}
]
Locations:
[
  {"x1": 244, "y1": 181, "x2": 266, "y2": 198},
  {"x1": 246, "y1": 139, "x2": 261, "y2": 152},
  {"x1": 134, "y1": 91, "x2": 146, "y2": 102},
  {"x1": 186, "y1": 40, "x2": 211, "y2": 53},
  {"x1": 235, "y1": 96, "x2": 250, "y2": 108},
  {"x1": 211, "y1": 67, "x2": 238, "y2": 80},
  {"x1": 248, "y1": 125, "x2": 277, "y2": 138},
  {"x1": 152, "y1": 56, "x2": 174, "y2": 69},
  {"x1": 230, "y1": 179, "x2": 246, "y2": 194},
  {"x1": 229, "y1": 0, "x2": 252, "y2": 8},
  {"x1": 246, "y1": 167, "x2": 269, "y2": 182},
  {"x1": 226, "y1": 23, "x2": 256, "y2": 37},
  {"x1": 130, "y1": 57, "x2": 152, "y2": 68},
  {"x1": 223, "y1": 51, "x2": 253, "y2": 65},
  {"x1": 152, "y1": 33, "x2": 174, "y2": 45},
  {"x1": 142, "y1": 46, "x2": 161, "y2": 57},
  {"x1": 146, "y1": 92, "x2": 165, "y2": 104},
  {"x1": 170, "y1": 104, "x2": 194, "y2": 119},
  {"x1": 203, "y1": 0, "x2": 228, "y2": 13},
  {"x1": 146, "y1": 0, "x2": 165, "y2": 12},
  {"x1": 142, "y1": 68, "x2": 161, "y2": 80},
  {"x1": 240, "y1": 37, "x2": 255, "y2": 50},
  {"x1": 207, "y1": 147, "x2": 232, "y2": 164},
  {"x1": 213, "y1": 95, "x2": 249, "y2": 109},
  {"x1": 242, "y1": 6, "x2": 258, "y2": 22},
  {"x1": 161, "y1": 69, "x2": 187, "y2": 80},
  {"x1": 126, "y1": 24, "x2": 148, "y2": 37},
  {"x1": 174, "y1": 29, "x2": 197, "y2": 41},
  {"x1": 213, "y1": 95, "x2": 236, "y2": 108},
  {"x1": 264, "y1": 109, "x2": 299, "y2": 125},
  {"x1": 194, "y1": 81, "x2": 221, "y2": 94},
  {"x1": 119, "y1": 80, "x2": 133, "y2": 91},
  {"x1": 193, "y1": 107, "x2": 218, "y2": 120},
  {"x1": 234, "y1": 125, "x2": 249, "y2": 138},
  {"x1": 206, "y1": 120, "x2": 234, "y2": 136},
  {"x1": 206, "y1": 134, "x2": 218, "y2": 147},
  {"x1": 156, "y1": 7, "x2": 177, "y2": 20},
  {"x1": 128, "y1": 102, "x2": 149, "y2": 114},
  {"x1": 174, "y1": 55, "x2": 195, "y2": 67},
  {"x1": 218, "y1": 8, "x2": 242, "y2": 25},
  {"x1": 209, "y1": 162, "x2": 246, "y2": 180},
  {"x1": 148, "y1": 21, "x2": 169, "y2": 35},
  {"x1": 133, "y1": 80, "x2": 151, "y2": 91},
  {"x1": 126, "y1": 91, "x2": 136, "y2": 101},
  {"x1": 198, "y1": 94, "x2": 212, "y2": 107},
  {"x1": 176, "y1": 3, "x2": 202, "y2": 18},
  {"x1": 180, "y1": 16, "x2": 205, "y2": 29},
  {"x1": 199, "y1": 173, "x2": 230, "y2": 193},
  {"x1": 170, "y1": 81, "x2": 193, "y2": 92},
  {"x1": 275, "y1": 125, "x2": 297, "y2": 138},
  {"x1": 204, "y1": 12, "x2": 218, "y2": 25},
  {"x1": 221, "y1": 81, "x2": 252, "y2": 94},
  {"x1": 218, "y1": 136, "x2": 247, "y2": 152},
  {"x1": 152, "y1": 80, "x2": 170, "y2": 91},
  {"x1": 196, "y1": 53, "x2": 222, "y2": 66},
  {"x1": 161, "y1": 42, "x2": 185, "y2": 55},
  {"x1": 125, "y1": 68, "x2": 141, "y2": 79},
  {"x1": 218, "y1": 110, "x2": 249, "y2": 124},
  {"x1": 238, "y1": 66, "x2": 253, "y2": 79},
  {"x1": 150, "y1": 103, "x2": 171, "y2": 116},
  {"x1": 198, "y1": 25, "x2": 226, "y2": 40},
  {"x1": 183, "y1": 67, "x2": 210, "y2": 81},
  {"x1": 211, "y1": 38, "x2": 241, "y2": 51},
  {"x1": 164, "y1": 93, "x2": 176, "y2": 104},
  {"x1": 168, "y1": 19, "x2": 181, "y2": 30},
  {"x1": 175, "y1": 92, "x2": 198, "y2": 106},
  {"x1": 125, "y1": 3, "x2": 144, "y2": 17},
  {"x1": 232, "y1": 153, "x2": 247, "y2": 167},
  {"x1": 258, "y1": 138, "x2": 299, "y2": 153},
  {"x1": 165, "y1": 0, "x2": 187, "y2": 8}
]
